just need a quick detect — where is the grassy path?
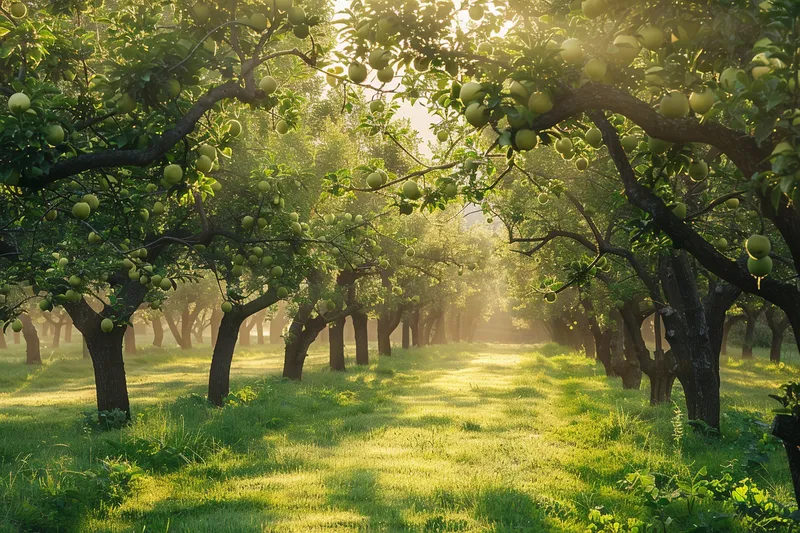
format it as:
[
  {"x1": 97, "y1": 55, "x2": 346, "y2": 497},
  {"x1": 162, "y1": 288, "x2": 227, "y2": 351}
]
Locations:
[{"x1": 1, "y1": 342, "x2": 798, "y2": 532}]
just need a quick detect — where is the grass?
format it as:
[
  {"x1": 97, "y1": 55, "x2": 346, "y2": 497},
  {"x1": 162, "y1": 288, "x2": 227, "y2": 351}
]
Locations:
[{"x1": 0, "y1": 337, "x2": 798, "y2": 532}]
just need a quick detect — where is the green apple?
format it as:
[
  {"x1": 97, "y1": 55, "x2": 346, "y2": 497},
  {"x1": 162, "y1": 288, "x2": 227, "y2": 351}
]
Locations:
[
  {"x1": 195, "y1": 155, "x2": 213, "y2": 173},
  {"x1": 259, "y1": 76, "x2": 278, "y2": 94},
  {"x1": 515, "y1": 129, "x2": 538, "y2": 151},
  {"x1": 647, "y1": 137, "x2": 671, "y2": 154},
  {"x1": 659, "y1": 91, "x2": 690, "y2": 118},
  {"x1": 276, "y1": 120, "x2": 289, "y2": 134},
  {"x1": 163, "y1": 164, "x2": 183, "y2": 185},
  {"x1": 689, "y1": 88, "x2": 715, "y2": 114},
  {"x1": 101, "y1": 318, "x2": 114, "y2": 332},
  {"x1": 468, "y1": 4, "x2": 484, "y2": 20},
  {"x1": 637, "y1": 25, "x2": 664, "y2": 50},
  {"x1": 459, "y1": 81, "x2": 485, "y2": 104},
  {"x1": 8, "y1": 92, "x2": 30, "y2": 114},
  {"x1": 368, "y1": 48, "x2": 392, "y2": 70},
  {"x1": 464, "y1": 102, "x2": 489, "y2": 127},
  {"x1": 403, "y1": 180, "x2": 422, "y2": 200},
  {"x1": 377, "y1": 67, "x2": 394, "y2": 83},
  {"x1": 621, "y1": 135, "x2": 639, "y2": 152},
  {"x1": 560, "y1": 38, "x2": 584, "y2": 64},
  {"x1": 528, "y1": 92, "x2": 553, "y2": 114},
  {"x1": 10, "y1": 2, "x2": 27, "y2": 18},
  {"x1": 45, "y1": 125, "x2": 65, "y2": 146},
  {"x1": 584, "y1": 58, "x2": 607, "y2": 82},
  {"x1": 671, "y1": 202, "x2": 687, "y2": 219},
  {"x1": 688, "y1": 160, "x2": 708, "y2": 181},
  {"x1": 72, "y1": 202, "x2": 91, "y2": 220},
  {"x1": 348, "y1": 62, "x2": 368, "y2": 84},
  {"x1": 228, "y1": 119, "x2": 242, "y2": 137},
  {"x1": 720, "y1": 67, "x2": 744, "y2": 92},
  {"x1": 612, "y1": 35, "x2": 641, "y2": 64},
  {"x1": 745, "y1": 234, "x2": 770, "y2": 259},
  {"x1": 585, "y1": 128, "x2": 603, "y2": 148}
]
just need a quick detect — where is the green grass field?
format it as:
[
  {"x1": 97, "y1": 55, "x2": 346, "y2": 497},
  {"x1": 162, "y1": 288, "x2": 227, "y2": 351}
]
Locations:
[{"x1": 1, "y1": 338, "x2": 798, "y2": 532}]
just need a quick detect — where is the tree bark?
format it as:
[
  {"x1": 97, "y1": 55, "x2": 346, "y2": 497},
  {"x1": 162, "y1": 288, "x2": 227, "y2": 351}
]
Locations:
[
  {"x1": 64, "y1": 322, "x2": 72, "y2": 343},
  {"x1": 52, "y1": 323, "x2": 62, "y2": 349},
  {"x1": 721, "y1": 315, "x2": 745, "y2": 356},
  {"x1": 20, "y1": 314, "x2": 41, "y2": 365},
  {"x1": 181, "y1": 309, "x2": 193, "y2": 350},
  {"x1": 377, "y1": 317, "x2": 392, "y2": 356},
  {"x1": 67, "y1": 301, "x2": 131, "y2": 418},
  {"x1": 257, "y1": 318, "x2": 264, "y2": 344},
  {"x1": 431, "y1": 310, "x2": 447, "y2": 345},
  {"x1": 409, "y1": 309, "x2": 421, "y2": 347},
  {"x1": 207, "y1": 312, "x2": 244, "y2": 406},
  {"x1": 329, "y1": 317, "x2": 346, "y2": 371},
  {"x1": 741, "y1": 304, "x2": 763, "y2": 359},
  {"x1": 124, "y1": 324, "x2": 136, "y2": 355},
  {"x1": 283, "y1": 306, "x2": 328, "y2": 380},
  {"x1": 0, "y1": 329, "x2": 6, "y2": 349},
  {"x1": 352, "y1": 310, "x2": 369, "y2": 365},
  {"x1": 152, "y1": 317, "x2": 164, "y2": 347},
  {"x1": 660, "y1": 252, "x2": 720, "y2": 430},
  {"x1": 766, "y1": 305, "x2": 791, "y2": 363},
  {"x1": 402, "y1": 320, "x2": 410, "y2": 349}
]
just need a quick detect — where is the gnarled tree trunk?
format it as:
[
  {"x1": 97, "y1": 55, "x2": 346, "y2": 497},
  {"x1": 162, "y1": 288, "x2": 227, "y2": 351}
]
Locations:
[
  {"x1": 20, "y1": 314, "x2": 41, "y2": 365},
  {"x1": 352, "y1": 310, "x2": 369, "y2": 365},
  {"x1": 124, "y1": 324, "x2": 136, "y2": 355},
  {"x1": 329, "y1": 317, "x2": 346, "y2": 371},
  {"x1": 208, "y1": 312, "x2": 244, "y2": 406},
  {"x1": 152, "y1": 317, "x2": 164, "y2": 347}
]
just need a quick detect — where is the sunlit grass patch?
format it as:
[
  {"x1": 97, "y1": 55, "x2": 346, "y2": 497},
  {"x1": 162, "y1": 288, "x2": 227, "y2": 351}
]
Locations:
[{"x1": 0, "y1": 342, "x2": 796, "y2": 532}]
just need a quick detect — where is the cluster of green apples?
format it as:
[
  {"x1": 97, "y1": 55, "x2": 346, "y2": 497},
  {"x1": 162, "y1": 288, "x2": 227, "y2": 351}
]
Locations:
[{"x1": 745, "y1": 234, "x2": 772, "y2": 288}]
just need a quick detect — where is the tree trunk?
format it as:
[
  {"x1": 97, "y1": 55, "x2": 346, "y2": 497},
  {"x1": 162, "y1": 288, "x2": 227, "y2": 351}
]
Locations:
[
  {"x1": 377, "y1": 317, "x2": 392, "y2": 356},
  {"x1": 152, "y1": 317, "x2": 164, "y2": 347},
  {"x1": 660, "y1": 252, "x2": 720, "y2": 430},
  {"x1": 181, "y1": 309, "x2": 193, "y2": 350},
  {"x1": 0, "y1": 330, "x2": 6, "y2": 349},
  {"x1": 741, "y1": 305, "x2": 762, "y2": 359},
  {"x1": 124, "y1": 324, "x2": 136, "y2": 354},
  {"x1": 765, "y1": 305, "x2": 790, "y2": 363},
  {"x1": 452, "y1": 312, "x2": 461, "y2": 343},
  {"x1": 64, "y1": 323, "x2": 72, "y2": 343},
  {"x1": 210, "y1": 308, "x2": 222, "y2": 347},
  {"x1": 70, "y1": 308, "x2": 130, "y2": 417},
  {"x1": 329, "y1": 317, "x2": 346, "y2": 372},
  {"x1": 52, "y1": 323, "x2": 62, "y2": 349},
  {"x1": 20, "y1": 314, "x2": 41, "y2": 365},
  {"x1": 649, "y1": 368, "x2": 676, "y2": 404},
  {"x1": 431, "y1": 311, "x2": 447, "y2": 345},
  {"x1": 721, "y1": 315, "x2": 744, "y2": 356},
  {"x1": 595, "y1": 329, "x2": 615, "y2": 377},
  {"x1": 82, "y1": 337, "x2": 90, "y2": 359},
  {"x1": 282, "y1": 312, "x2": 326, "y2": 380},
  {"x1": 410, "y1": 309, "x2": 421, "y2": 347},
  {"x1": 352, "y1": 310, "x2": 369, "y2": 365},
  {"x1": 207, "y1": 313, "x2": 244, "y2": 406},
  {"x1": 165, "y1": 312, "x2": 189, "y2": 349},
  {"x1": 257, "y1": 319, "x2": 264, "y2": 344},
  {"x1": 770, "y1": 329, "x2": 786, "y2": 363},
  {"x1": 402, "y1": 320, "x2": 410, "y2": 349},
  {"x1": 87, "y1": 329, "x2": 129, "y2": 416}
]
